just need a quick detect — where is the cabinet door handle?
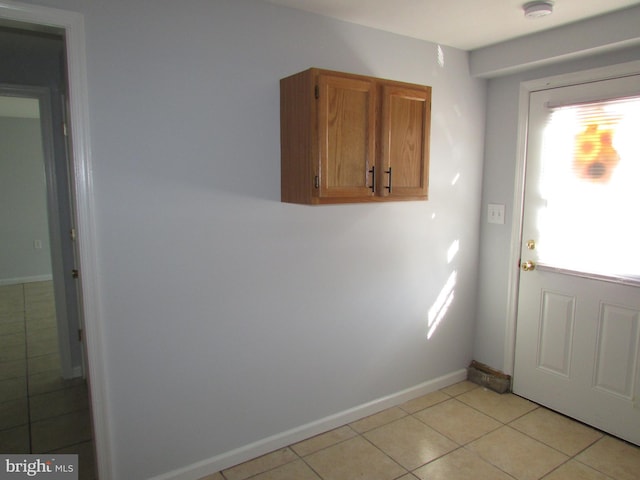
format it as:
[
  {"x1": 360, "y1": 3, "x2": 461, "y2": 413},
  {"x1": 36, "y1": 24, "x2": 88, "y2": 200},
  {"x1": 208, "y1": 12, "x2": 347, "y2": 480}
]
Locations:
[
  {"x1": 368, "y1": 166, "x2": 375, "y2": 193},
  {"x1": 385, "y1": 167, "x2": 392, "y2": 193}
]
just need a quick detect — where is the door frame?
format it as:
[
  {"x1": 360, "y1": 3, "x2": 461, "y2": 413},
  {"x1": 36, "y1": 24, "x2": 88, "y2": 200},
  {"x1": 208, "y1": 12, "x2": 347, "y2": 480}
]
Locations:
[
  {"x1": 504, "y1": 59, "x2": 640, "y2": 377},
  {"x1": 0, "y1": 1, "x2": 110, "y2": 478}
]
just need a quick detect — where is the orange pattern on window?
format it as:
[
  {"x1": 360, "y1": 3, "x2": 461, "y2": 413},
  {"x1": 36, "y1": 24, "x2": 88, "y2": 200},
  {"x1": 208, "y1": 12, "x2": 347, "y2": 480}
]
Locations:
[{"x1": 572, "y1": 114, "x2": 620, "y2": 183}]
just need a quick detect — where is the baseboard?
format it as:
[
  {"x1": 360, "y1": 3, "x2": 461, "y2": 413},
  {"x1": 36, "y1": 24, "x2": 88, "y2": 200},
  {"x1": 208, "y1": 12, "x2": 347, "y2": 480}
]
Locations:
[
  {"x1": 0, "y1": 275, "x2": 53, "y2": 286},
  {"x1": 149, "y1": 369, "x2": 467, "y2": 480}
]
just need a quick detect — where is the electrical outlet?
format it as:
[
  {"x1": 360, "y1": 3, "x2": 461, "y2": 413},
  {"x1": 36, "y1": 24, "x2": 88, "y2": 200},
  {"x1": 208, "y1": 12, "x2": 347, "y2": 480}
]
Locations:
[
  {"x1": 34, "y1": 239, "x2": 43, "y2": 249},
  {"x1": 488, "y1": 204, "x2": 505, "y2": 225}
]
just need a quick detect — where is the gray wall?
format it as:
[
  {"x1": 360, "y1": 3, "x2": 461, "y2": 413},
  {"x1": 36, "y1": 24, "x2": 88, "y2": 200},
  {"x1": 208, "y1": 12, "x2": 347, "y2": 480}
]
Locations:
[
  {"x1": 15, "y1": 1, "x2": 487, "y2": 478},
  {"x1": 0, "y1": 115, "x2": 52, "y2": 283},
  {"x1": 12, "y1": 0, "x2": 640, "y2": 477}
]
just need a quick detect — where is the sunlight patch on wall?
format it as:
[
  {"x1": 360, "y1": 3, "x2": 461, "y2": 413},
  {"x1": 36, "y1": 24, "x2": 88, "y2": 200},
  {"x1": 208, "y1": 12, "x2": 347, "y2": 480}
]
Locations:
[
  {"x1": 447, "y1": 239, "x2": 459, "y2": 264},
  {"x1": 437, "y1": 45, "x2": 445, "y2": 68},
  {"x1": 427, "y1": 270, "x2": 457, "y2": 339}
]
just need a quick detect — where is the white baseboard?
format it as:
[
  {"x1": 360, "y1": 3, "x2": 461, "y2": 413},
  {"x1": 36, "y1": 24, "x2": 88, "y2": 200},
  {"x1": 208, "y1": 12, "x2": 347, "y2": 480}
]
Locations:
[
  {"x1": 0, "y1": 275, "x2": 53, "y2": 286},
  {"x1": 150, "y1": 368, "x2": 467, "y2": 480}
]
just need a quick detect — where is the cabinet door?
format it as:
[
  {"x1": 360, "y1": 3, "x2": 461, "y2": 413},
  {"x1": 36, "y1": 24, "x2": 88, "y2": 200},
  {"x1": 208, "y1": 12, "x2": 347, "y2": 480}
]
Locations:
[
  {"x1": 380, "y1": 85, "x2": 430, "y2": 199},
  {"x1": 317, "y1": 73, "x2": 376, "y2": 200}
]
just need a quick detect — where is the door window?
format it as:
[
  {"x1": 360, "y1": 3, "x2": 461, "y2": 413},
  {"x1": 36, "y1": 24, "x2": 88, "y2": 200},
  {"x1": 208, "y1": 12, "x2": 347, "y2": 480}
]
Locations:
[{"x1": 535, "y1": 95, "x2": 640, "y2": 280}]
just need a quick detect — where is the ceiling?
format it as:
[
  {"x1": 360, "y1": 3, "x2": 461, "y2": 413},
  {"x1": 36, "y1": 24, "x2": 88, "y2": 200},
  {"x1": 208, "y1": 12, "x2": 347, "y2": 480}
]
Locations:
[{"x1": 265, "y1": 0, "x2": 640, "y2": 50}]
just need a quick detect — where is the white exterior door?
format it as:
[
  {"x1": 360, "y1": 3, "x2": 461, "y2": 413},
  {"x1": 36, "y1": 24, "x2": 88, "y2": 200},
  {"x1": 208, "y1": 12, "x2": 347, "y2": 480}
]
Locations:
[{"x1": 513, "y1": 74, "x2": 640, "y2": 446}]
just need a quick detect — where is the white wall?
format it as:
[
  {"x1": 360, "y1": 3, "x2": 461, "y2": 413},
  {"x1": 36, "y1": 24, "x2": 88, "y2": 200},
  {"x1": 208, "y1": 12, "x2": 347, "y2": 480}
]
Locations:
[
  {"x1": 14, "y1": 1, "x2": 486, "y2": 478},
  {"x1": 473, "y1": 41, "x2": 640, "y2": 371},
  {"x1": 0, "y1": 116, "x2": 52, "y2": 284}
]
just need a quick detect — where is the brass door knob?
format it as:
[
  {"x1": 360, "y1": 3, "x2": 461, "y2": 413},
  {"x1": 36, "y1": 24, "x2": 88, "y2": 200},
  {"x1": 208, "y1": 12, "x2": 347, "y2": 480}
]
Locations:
[{"x1": 521, "y1": 260, "x2": 536, "y2": 272}]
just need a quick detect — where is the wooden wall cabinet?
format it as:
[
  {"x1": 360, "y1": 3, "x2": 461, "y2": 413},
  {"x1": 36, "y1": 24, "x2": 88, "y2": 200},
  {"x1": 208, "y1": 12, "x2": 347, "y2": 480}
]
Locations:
[{"x1": 280, "y1": 68, "x2": 431, "y2": 204}]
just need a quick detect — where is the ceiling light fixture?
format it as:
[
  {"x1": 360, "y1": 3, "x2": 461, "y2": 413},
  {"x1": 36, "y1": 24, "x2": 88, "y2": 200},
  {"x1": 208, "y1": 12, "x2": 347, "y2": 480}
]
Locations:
[{"x1": 523, "y1": 1, "x2": 553, "y2": 18}]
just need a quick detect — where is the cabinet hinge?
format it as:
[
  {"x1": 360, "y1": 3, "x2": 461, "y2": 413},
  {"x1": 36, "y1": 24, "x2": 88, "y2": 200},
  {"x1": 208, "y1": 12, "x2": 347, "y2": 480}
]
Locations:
[
  {"x1": 314, "y1": 175, "x2": 319, "y2": 189},
  {"x1": 63, "y1": 122, "x2": 69, "y2": 137},
  {"x1": 314, "y1": 85, "x2": 319, "y2": 99},
  {"x1": 78, "y1": 329, "x2": 83, "y2": 342}
]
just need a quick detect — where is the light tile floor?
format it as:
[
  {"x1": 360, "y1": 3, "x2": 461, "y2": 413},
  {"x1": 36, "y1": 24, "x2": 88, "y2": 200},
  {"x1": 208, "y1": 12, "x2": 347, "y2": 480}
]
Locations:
[
  {"x1": 0, "y1": 282, "x2": 96, "y2": 479},
  {"x1": 200, "y1": 381, "x2": 640, "y2": 480}
]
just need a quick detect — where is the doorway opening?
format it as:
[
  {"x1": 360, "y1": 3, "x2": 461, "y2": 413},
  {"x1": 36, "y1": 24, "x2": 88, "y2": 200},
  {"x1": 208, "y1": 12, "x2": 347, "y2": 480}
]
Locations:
[
  {"x1": 0, "y1": 18, "x2": 97, "y2": 480},
  {"x1": 0, "y1": 2, "x2": 106, "y2": 478}
]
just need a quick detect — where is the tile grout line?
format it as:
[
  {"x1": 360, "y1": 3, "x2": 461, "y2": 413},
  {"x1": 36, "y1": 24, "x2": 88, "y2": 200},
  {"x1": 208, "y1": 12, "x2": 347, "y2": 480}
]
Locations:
[
  {"x1": 3, "y1": 282, "x2": 94, "y2": 458},
  {"x1": 443, "y1": 390, "x2": 567, "y2": 463},
  {"x1": 20, "y1": 283, "x2": 36, "y2": 454},
  {"x1": 433, "y1": 392, "x2": 546, "y2": 479},
  {"x1": 220, "y1": 388, "x2": 462, "y2": 480},
  {"x1": 448, "y1": 390, "x2": 623, "y2": 480},
  {"x1": 389, "y1": 388, "x2": 545, "y2": 479},
  {"x1": 448, "y1": 444, "x2": 520, "y2": 480},
  {"x1": 295, "y1": 447, "x2": 325, "y2": 480},
  {"x1": 307, "y1": 390, "x2": 459, "y2": 480},
  {"x1": 428, "y1": 389, "x2": 546, "y2": 479},
  {"x1": 212, "y1": 383, "x2": 638, "y2": 480},
  {"x1": 402, "y1": 388, "x2": 513, "y2": 479},
  {"x1": 358, "y1": 428, "x2": 411, "y2": 477},
  {"x1": 500, "y1": 405, "x2": 615, "y2": 479}
]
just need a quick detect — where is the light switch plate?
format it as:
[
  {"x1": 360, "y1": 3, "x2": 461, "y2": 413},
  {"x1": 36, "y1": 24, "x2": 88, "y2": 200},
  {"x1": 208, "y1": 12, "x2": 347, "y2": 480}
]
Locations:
[{"x1": 488, "y1": 203, "x2": 505, "y2": 224}]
